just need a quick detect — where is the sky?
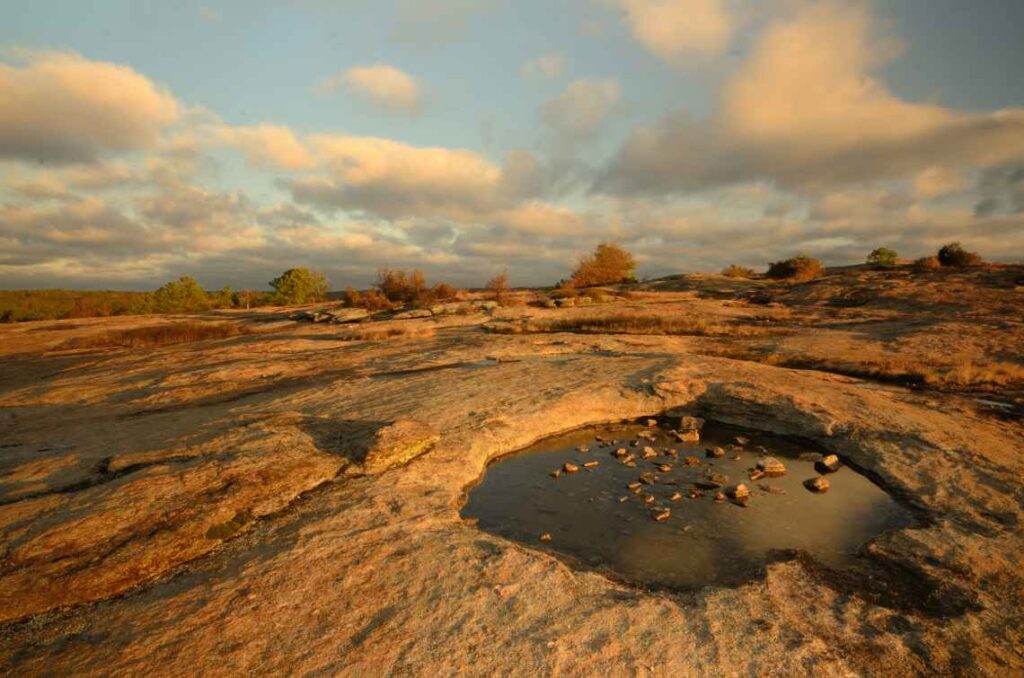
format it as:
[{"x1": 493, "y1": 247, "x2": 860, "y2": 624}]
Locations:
[{"x1": 1, "y1": 0, "x2": 1023, "y2": 290}]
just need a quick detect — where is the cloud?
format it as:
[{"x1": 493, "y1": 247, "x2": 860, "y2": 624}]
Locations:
[
  {"x1": 541, "y1": 78, "x2": 621, "y2": 138},
  {"x1": 521, "y1": 53, "x2": 566, "y2": 80},
  {"x1": 0, "y1": 50, "x2": 180, "y2": 163},
  {"x1": 215, "y1": 123, "x2": 315, "y2": 170},
  {"x1": 602, "y1": 0, "x2": 734, "y2": 61},
  {"x1": 597, "y1": 1, "x2": 1024, "y2": 195},
  {"x1": 316, "y1": 64, "x2": 422, "y2": 114}
]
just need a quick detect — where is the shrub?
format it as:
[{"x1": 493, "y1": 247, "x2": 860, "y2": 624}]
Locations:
[
  {"x1": 430, "y1": 282, "x2": 458, "y2": 302},
  {"x1": 342, "y1": 286, "x2": 363, "y2": 308},
  {"x1": 721, "y1": 264, "x2": 756, "y2": 278},
  {"x1": 486, "y1": 271, "x2": 510, "y2": 304},
  {"x1": 866, "y1": 247, "x2": 899, "y2": 268},
  {"x1": 377, "y1": 268, "x2": 426, "y2": 303},
  {"x1": 914, "y1": 256, "x2": 942, "y2": 272},
  {"x1": 269, "y1": 268, "x2": 329, "y2": 305},
  {"x1": 568, "y1": 243, "x2": 637, "y2": 287},
  {"x1": 360, "y1": 289, "x2": 394, "y2": 311},
  {"x1": 151, "y1": 276, "x2": 209, "y2": 313},
  {"x1": 937, "y1": 242, "x2": 982, "y2": 267},
  {"x1": 765, "y1": 255, "x2": 824, "y2": 281}
]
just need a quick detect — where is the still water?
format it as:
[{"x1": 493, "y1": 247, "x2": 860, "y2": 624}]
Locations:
[{"x1": 462, "y1": 420, "x2": 915, "y2": 590}]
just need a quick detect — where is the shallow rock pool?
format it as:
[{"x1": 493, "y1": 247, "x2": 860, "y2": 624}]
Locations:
[{"x1": 462, "y1": 419, "x2": 916, "y2": 590}]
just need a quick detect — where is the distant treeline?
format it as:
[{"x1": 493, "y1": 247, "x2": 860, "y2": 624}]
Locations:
[{"x1": 0, "y1": 286, "x2": 274, "y2": 323}]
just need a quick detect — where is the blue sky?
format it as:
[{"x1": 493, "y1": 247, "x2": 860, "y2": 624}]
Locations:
[{"x1": 1, "y1": 0, "x2": 1023, "y2": 289}]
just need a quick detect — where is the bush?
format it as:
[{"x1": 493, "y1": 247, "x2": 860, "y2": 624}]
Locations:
[
  {"x1": 914, "y1": 256, "x2": 941, "y2": 272},
  {"x1": 937, "y1": 242, "x2": 982, "y2": 267},
  {"x1": 866, "y1": 247, "x2": 899, "y2": 268},
  {"x1": 377, "y1": 268, "x2": 427, "y2": 304},
  {"x1": 765, "y1": 255, "x2": 824, "y2": 281},
  {"x1": 568, "y1": 243, "x2": 637, "y2": 287},
  {"x1": 269, "y1": 268, "x2": 329, "y2": 305},
  {"x1": 151, "y1": 276, "x2": 209, "y2": 313},
  {"x1": 486, "y1": 271, "x2": 510, "y2": 304},
  {"x1": 721, "y1": 264, "x2": 756, "y2": 278}
]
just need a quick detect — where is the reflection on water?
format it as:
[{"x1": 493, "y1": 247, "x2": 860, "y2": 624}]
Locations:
[{"x1": 462, "y1": 421, "x2": 915, "y2": 590}]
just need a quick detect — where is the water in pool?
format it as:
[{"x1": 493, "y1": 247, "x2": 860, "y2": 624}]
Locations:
[{"x1": 461, "y1": 419, "x2": 916, "y2": 590}]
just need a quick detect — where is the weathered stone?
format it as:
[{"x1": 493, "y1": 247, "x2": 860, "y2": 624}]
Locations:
[
  {"x1": 657, "y1": 463, "x2": 673, "y2": 472},
  {"x1": 706, "y1": 446, "x2": 726, "y2": 458},
  {"x1": 735, "y1": 436, "x2": 750, "y2": 446},
  {"x1": 361, "y1": 419, "x2": 440, "y2": 475},
  {"x1": 683, "y1": 456, "x2": 701, "y2": 466},
  {"x1": 390, "y1": 308, "x2": 432, "y2": 320},
  {"x1": 670, "y1": 492, "x2": 682, "y2": 501},
  {"x1": 562, "y1": 462, "x2": 579, "y2": 473},
  {"x1": 539, "y1": 533, "x2": 553, "y2": 543},
  {"x1": 613, "y1": 447, "x2": 628, "y2": 458},
  {"x1": 759, "y1": 484, "x2": 786, "y2": 495},
  {"x1": 576, "y1": 445, "x2": 590, "y2": 453},
  {"x1": 714, "y1": 491, "x2": 727, "y2": 502},
  {"x1": 644, "y1": 494, "x2": 656, "y2": 504},
  {"x1": 638, "y1": 472, "x2": 658, "y2": 485},
  {"x1": 583, "y1": 461, "x2": 599, "y2": 468},
  {"x1": 646, "y1": 418, "x2": 659, "y2": 427},
  {"x1": 642, "y1": 446, "x2": 658, "y2": 459},
  {"x1": 651, "y1": 508, "x2": 671, "y2": 522},
  {"x1": 749, "y1": 469, "x2": 766, "y2": 482},
  {"x1": 550, "y1": 469, "x2": 561, "y2": 478}
]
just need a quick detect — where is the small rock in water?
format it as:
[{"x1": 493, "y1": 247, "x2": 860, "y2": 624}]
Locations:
[
  {"x1": 706, "y1": 446, "x2": 726, "y2": 458},
  {"x1": 550, "y1": 469, "x2": 562, "y2": 478},
  {"x1": 705, "y1": 471, "x2": 729, "y2": 485},
  {"x1": 625, "y1": 461, "x2": 637, "y2": 468},
  {"x1": 539, "y1": 533, "x2": 553, "y2": 542},
  {"x1": 618, "y1": 495, "x2": 630, "y2": 503},
  {"x1": 758, "y1": 484, "x2": 786, "y2": 495},
  {"x1": 651, "y1": 508, "x2": 671, "y2": 522},
  {"x1": 670, "y1": 492, "x2": 682, "y2": 501},
  {"x1": 714, "y1": 491, "x2": 726, "y2": 502},
  {"x1": 757, "y1": 457, "x2": 787, "y2": 477},
  {"x1": 804, "y1": 476, "x2": 830, "y2": 493},
  {"x1": 677, "y1": 416, "x2": 705, "y2": 431},
  {"x1": 683, "y1": 456, "x2": 701, "y2": 466},
  {"x1": 577, "y1": 446, "x2": 590, "y2": 453},
  {"x1": 727, "y1": 483, "x2": 750, "y2": 500},
  {"x1": 748, "y1": 469, "x2": 766, "y2": 482},
  {"x1": 613, "y1": 448, "x2": 629, "y2": 458},
  {"x1": 687, "y1": 489, "x2": 704, "y2": 499},
  {"x1": 627, "y1": 481, "x2": 643, "y2": 491},
  {"x1": 642, "y1": 446, "x2": 658, "y2": 459},
  {"x1": 657, "y1": 463, "x2": 673, "y2": 472},
  {"x1": 735, "y1": 436, "x2": 749, "y2": 446},
  {"x1": 646, "y1": 418, "x2": 659, "y2": 427},
  {"x1": 583, "y1": 461, "x2": 599, "y2": 468},
  {"x1": 816, "y1": 454, "x2": 841, "y2": 474},
  {"x1": 644, "y1": 494, "x2": 656, "y2": 504},
  {"x1": 638, "y1": 472, "x2": 658, "y2": 485},
  {"x1": 675, "y1": 430, "x2": 700, "y2": 442},
  {"x1": 563, "y1": 462, "x2": 580, "y2": 473}
]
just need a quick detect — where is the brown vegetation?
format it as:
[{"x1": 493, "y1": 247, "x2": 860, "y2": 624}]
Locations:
[
  {"x1": 766, "y1": 255, "x2": 824, "y2": 281},
  {"x1": 721, "y1": 265, "x2": 756, "y2": 278},
  {"x1": 61, "y1": 322, "x2": 253, "y2": 350},
  {"x1": 506, "y1": 311, "x2": 773, "y2": 337},
  {"x1": 341, "y1": 324, "x2": 436, "y2": 341}
]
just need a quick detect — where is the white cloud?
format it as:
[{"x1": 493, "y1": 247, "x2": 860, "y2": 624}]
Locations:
[
  {"x1": 602, "y1": 0, "x2": 734, "y2": 61},
  {"x1": 521, "y1": 53, "x2": 566, "y2": 80},
  {"x1": 315, "y1": 64, "x2": 422, "y2": 114},
  {"x1": 541, "y1": 78, "x2": 621, "y2": 137},
  {"x1": 0, "y1": 50, "x2": 180, "y2": 163},
  {"x1": 215, "y1": 123, "x2": 315, "y2": 170}
]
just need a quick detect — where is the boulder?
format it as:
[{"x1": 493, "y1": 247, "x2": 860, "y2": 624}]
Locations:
[
  {"x1": 391, "y1": 309, "x2": 432, "y2": 320},
  {"x1": 328, "y1": 308, "x2": 371, "y2": 324}
]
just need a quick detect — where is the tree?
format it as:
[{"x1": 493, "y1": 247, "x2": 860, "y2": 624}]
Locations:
[
  {"x1": 269, "y1": 268, "x2": 329, "y2": 305},
  {"x1": 151, "y1": 276, "x2": 209, "y2": 313},
  {"x1": 486, "y1": 270, "x2": 509, "y2": 303},
  {"x1": 937, "y1": 242, "x2": 982, "y2": 267},
  {"x1": 213, "y1": 285, "x2": 234, "y2": 308},
  {"x1": 866, "y1": 247, "x2": 899, "y2": 268},
  {"x1": 568, "y1": 243, "x2": 637, "y2": 287}
]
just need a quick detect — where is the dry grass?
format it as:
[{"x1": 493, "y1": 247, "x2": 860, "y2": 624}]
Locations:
[
  {"x1": 509, "y1": 312, "x2": 774, "y2": 337},
  {"x1": 709, "y1": 346, "x2": 1024, "y2": 391},
  {"x1": 341, "y1": 324, "x2": 436, "y2": 341},
  {"x1": 62, "y1": 322, "x2": 252, "y2": 349}
]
